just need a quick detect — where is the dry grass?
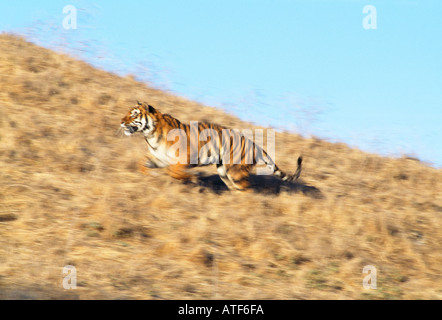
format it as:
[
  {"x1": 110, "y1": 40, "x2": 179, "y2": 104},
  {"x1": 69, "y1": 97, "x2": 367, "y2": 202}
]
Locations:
[{"x1": 0, "y1": 33, "x2": 441, "y2": 300}]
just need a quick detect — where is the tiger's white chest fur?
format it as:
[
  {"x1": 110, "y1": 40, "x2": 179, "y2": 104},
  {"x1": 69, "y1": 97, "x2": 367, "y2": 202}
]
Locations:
[{"x1": 145, "y1": 139, "x2": 169, "y2": 167}]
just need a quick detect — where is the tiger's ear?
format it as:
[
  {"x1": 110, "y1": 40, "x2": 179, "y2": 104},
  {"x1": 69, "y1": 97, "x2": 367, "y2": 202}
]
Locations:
[
  {"x1": 147, "y1": 105, "x2": 157, "y2": 114},
  {"x1": 137, "y1": 101, "x2": 143, "y2": 106}
]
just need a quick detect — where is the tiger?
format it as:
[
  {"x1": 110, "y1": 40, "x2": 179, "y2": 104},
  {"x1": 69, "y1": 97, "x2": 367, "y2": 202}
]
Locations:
[{"x1": 120, "y1": 101, "x2": 302, "y2": 191}]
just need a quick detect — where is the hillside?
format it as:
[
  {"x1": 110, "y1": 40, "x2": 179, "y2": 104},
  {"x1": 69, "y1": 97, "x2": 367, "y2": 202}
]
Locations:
[{"x1": 0, "y1": 33, "x2": 441, "y2": 300}]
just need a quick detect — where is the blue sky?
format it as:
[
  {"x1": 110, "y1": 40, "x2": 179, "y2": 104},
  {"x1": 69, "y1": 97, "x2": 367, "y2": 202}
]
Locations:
[{"x1": 1, "y1": 1, "x2": 441, "y2": 167}]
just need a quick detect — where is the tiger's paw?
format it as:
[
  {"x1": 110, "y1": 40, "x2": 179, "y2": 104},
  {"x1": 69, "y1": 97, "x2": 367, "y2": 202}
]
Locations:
[{"x1": 138, "y1": 159, "x2": 150, "y2": 176}]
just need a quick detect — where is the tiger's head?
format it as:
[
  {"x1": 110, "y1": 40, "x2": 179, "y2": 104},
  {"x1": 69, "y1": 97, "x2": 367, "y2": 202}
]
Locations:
[{"x1": 120, "y1": 101, "x2": 157, "y2": 136}]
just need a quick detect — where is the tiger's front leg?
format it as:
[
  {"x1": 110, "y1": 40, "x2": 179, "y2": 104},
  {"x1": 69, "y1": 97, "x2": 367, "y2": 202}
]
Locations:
[
  {"x1": 138, "y1": 153, "x2": 161, "y2": 175},
  {"x1": 167, "y1": 163, "x2": 194, "y2": 181}
]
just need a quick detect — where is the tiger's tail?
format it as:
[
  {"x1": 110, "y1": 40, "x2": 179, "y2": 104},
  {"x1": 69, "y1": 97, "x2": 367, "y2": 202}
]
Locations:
[{"x1": 266, "y1": 154, "x2": 303, "y2": 182}]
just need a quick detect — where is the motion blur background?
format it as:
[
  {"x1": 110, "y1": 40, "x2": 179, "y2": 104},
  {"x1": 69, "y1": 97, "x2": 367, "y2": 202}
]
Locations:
[{"x1": 1, "y1": 1, "x2": 441, "y2": 300}]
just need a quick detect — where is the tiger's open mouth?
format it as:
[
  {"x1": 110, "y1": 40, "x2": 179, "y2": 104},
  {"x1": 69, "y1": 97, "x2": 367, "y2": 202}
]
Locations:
[{"x1": 122, "y1": 125, "x2": 138, "y2": 136}]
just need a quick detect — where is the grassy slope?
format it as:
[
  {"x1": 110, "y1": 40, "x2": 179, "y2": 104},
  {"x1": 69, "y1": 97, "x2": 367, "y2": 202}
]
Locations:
[{"x1": 0, "y1": 34, "x2": 441, "y2": 299}]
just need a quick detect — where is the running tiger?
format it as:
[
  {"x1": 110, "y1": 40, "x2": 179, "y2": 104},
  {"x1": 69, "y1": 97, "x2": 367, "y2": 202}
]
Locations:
[{"x1": 120, "y1": 101, "x2": 302, "y2": 191}]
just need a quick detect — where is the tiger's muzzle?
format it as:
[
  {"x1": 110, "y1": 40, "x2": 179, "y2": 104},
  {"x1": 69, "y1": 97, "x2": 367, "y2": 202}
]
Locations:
[{"x1": 121, "y1": 123, "x2": 138, "y2": 136}]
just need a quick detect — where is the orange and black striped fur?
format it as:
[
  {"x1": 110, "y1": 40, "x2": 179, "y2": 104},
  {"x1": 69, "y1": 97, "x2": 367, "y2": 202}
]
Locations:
[{"x1": 120, "y1": 102, "x2": 302, "y2": 191}]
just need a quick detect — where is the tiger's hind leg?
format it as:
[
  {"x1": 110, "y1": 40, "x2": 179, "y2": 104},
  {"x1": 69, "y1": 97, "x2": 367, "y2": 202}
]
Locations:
[
  {"x1": 216, "y1": 163, "x2": 235, "y2": 190},
  {"x1": 225, "y1": 164, "x2": 253, "y2": 192}
]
